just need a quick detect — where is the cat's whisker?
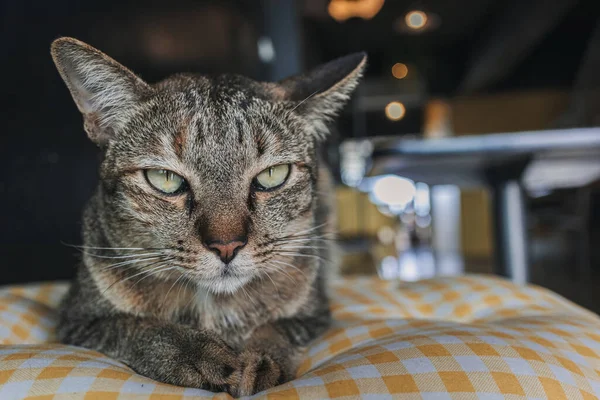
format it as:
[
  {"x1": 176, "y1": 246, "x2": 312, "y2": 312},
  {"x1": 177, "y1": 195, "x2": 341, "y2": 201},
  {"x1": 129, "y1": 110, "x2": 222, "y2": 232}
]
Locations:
[
  {"x1": 268, "y1": 259, "x2": 309, "y2": 280},
  {"x1": 130, "y1": 265, "x2": 178, "y2": 291},
  {"x1": 286, "y1": 222, "x2": 329, "y2": 237},
  {"x1": 275, "y1": 238, "x2": 312, "y2": 244},
  {"x1": 178, "y1": 271, "x2": 191, "y2": 309},
  {"x1": 270, "y1": 233, "x2": 336, "y2": 243},
  {"x1": 275, "y1": 251, "x2": 331, "y2": 264},
  {"x1": 260, "y1": 270, "x2": 280, "y2": 297},
  {"x1": 203, "y1": 278, "x2": 211, "y2": 305},
  {"x1": 99, "y1": 256, "x2": 165, "y2": 271},
  {"x1": 273, "y1": 237, "x2": 316, "y2": 245},
  {"x1": 116, "y1": 262, "x2": 176, "y2": 288},
  {"x1": 269, "y1": 258, "x2": 307, "y2": 273},
  {"x1": 290, "y1": 227, "x2": 338, "y2": 236},
  {"x1": 101, "y1": 257, "x2": 176, "y2": 295},
  {"x1": 82, "y1": 251, "x2": 165, "y2": 260},
  {"x1": 239, "y1": 281, "x2": 253, "y2": 304},
  {"x1": 63, "y1": 243, "x2": 167, "y2": 251},
  {"x1": 162, "y1": 270, "x2": 186, "y2": 310},
  {"x1": 278, "y1": 245, "x2": 328, "y2": 251},
  {"x1": 182, "y1": 273, "x2": 200, "y2": 312},
  {"x1": 295, "y1": 232, "x2": 337, "y2": 239},
  {"x1": 267, "y1": 226, "x2": 330, "y2": 245},
  {"x1": 268, "y1": 238, "x2": 335, "y2": 248},
  {"x1": 264, "y1": 262, "x2": 300, "y2": 284}
]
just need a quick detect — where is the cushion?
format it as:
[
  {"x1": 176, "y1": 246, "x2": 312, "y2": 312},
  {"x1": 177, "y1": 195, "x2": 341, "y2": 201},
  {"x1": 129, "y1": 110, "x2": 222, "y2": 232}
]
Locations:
[{"x1": 0, "y1": 275, "x2": 599, "y2": 399}]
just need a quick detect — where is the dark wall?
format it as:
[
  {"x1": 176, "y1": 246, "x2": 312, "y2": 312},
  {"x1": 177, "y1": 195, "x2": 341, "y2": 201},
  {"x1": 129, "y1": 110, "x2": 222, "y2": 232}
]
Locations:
[{"x1": 3, "y1": 1, "x2": 97, "y2": 284}]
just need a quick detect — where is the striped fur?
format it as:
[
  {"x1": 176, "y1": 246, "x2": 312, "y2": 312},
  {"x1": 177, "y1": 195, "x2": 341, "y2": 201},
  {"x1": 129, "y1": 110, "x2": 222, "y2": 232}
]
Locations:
[{"x1": 51, "y1": 37, "x2": 365, "y2": 396}]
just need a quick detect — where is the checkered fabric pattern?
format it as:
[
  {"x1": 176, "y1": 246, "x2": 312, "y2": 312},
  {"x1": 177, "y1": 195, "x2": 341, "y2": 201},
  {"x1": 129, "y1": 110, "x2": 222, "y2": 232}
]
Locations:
[{"x1": 0, "y1": 275, "x2": 599, "y2": 399}]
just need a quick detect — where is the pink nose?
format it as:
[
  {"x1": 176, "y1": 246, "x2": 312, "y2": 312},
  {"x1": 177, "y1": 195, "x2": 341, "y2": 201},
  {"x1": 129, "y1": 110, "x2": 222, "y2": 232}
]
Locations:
[{"x1": 205, "y1": 240, "x2": 247, "y2": 264}]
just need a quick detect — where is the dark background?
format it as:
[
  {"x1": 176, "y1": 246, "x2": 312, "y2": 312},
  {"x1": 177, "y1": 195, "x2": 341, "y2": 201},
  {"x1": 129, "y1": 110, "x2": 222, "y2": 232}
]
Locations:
[{"x1": 1, "y1": 0, "x2": 599, "y2": 284}]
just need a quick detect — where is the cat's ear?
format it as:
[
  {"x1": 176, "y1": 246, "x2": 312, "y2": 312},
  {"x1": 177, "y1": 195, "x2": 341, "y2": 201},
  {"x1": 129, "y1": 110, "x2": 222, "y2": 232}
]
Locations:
[
  {"x1": 277, "y1": 52, "x2": 367, "y2": 139},
  {"x1": 51, "y1": 37, "x2": 151, "y2": 146}
]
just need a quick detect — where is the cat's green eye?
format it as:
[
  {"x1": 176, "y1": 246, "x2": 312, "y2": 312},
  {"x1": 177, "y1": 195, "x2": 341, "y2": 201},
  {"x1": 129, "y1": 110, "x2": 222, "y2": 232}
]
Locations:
[
  {"x1": 145, "y1": 169, "x2": 186, "y2": 194},
  {"x1": 253, "y1": 164, "x2": 290, "y2": 191}
]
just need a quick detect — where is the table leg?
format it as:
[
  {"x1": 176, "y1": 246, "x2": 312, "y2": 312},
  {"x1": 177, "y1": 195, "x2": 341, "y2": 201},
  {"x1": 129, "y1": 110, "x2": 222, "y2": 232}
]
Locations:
[{"x1": 491, "y1": 180, "x2": 529, "y2": 284}]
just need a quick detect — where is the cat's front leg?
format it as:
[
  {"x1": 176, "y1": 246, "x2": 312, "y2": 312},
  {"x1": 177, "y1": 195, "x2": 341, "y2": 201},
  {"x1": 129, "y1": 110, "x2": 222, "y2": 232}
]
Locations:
[
  {"x1": 57, "y1": 314, "x2": 240, "y2": 392},
  {"x1": 236, "y1": 311, "x2": 331, "y2": 396}
]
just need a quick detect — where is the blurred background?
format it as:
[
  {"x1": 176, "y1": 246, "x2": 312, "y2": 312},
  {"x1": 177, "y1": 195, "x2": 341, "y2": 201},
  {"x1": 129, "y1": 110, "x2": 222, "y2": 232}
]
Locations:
[{"x1": 2, "y1": 0, "x2": 600, "y2": 311}]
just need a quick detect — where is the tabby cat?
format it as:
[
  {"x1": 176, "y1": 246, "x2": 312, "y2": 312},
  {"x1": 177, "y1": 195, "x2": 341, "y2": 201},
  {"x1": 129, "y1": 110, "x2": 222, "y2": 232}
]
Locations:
[{"x1": 51, "y1": 37, "x2": 365, "y2": 396}]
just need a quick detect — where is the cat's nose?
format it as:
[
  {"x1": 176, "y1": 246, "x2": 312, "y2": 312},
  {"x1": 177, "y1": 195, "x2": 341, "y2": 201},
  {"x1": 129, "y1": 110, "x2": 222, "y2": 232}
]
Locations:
[{"x1": 204, "y1": 238, "x2": 247, "y2": 264}]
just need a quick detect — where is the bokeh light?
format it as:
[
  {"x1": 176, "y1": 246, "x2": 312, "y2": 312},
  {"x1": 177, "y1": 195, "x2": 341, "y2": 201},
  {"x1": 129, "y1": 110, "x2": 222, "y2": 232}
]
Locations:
[
  {"x1": 391, "y1": 63, "x2": 408, "y2": 79},
  {"x1": 385, "y1": 101, "x2": 406, "y2": 121},
  {"x1": 405, "y1": 10, "x2": 427, "y2": 29},
  {"x1": 371, "y1": 175, "x2": 416, "y2": 206},
  {"x1": 328, "y1": 0, "x2": 385, "y2": 22}
]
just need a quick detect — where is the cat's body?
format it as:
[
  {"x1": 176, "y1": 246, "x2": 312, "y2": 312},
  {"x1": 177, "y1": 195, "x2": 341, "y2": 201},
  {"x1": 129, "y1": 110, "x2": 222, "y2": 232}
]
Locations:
[{"x1": 51, "y1": 38, "x2": 364, "y2": 396}]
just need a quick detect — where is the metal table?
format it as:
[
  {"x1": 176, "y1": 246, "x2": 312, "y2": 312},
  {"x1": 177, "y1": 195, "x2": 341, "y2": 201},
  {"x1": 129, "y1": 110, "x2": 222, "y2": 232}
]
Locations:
[{"x1": 365, "y1": 128, "x2": 600, "y2": 284}]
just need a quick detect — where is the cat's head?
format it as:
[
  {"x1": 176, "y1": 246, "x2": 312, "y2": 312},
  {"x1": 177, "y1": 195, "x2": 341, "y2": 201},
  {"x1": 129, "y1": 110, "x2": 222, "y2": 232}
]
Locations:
[{"x1": 51, "y1": 37, "x2": 365, "y2": 294}]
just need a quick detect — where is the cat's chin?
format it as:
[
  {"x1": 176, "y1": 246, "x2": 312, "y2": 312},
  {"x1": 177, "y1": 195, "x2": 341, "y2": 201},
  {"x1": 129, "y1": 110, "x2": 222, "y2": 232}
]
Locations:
[{"x1": 197, "y1": 274, "x2": 253, "y2": 295}]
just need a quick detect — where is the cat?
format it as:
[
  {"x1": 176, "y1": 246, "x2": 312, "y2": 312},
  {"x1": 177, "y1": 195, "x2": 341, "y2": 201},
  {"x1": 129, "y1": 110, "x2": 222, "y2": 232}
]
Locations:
[{"x1": 51, "y1": 37, "x2": 365, "y2": 396}]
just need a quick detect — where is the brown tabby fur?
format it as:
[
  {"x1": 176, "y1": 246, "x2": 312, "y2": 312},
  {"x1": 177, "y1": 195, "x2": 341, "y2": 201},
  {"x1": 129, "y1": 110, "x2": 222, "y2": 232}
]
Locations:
[{"x1": 51, "y1": 37, "x2": 365, "y2": 396}]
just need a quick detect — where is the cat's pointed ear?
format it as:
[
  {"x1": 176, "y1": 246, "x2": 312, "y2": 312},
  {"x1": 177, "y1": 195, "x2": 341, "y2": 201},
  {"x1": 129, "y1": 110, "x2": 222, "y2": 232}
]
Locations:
[
  {"x1": 277, "y1": 52, "x2": 367, "y2": 139},
  {"x1": 51, "y1": 37, "x2": 151, "y2": 146}
]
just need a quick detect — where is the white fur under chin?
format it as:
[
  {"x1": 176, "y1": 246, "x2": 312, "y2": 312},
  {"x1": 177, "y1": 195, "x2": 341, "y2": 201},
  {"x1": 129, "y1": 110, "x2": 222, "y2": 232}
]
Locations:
[{"x1": 198, "y1": 275, "x2": 253, "y2": 295}]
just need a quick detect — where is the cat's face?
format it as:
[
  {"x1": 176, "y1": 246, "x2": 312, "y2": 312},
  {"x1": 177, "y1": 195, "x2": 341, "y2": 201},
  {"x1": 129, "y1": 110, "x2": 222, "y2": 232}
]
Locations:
[
  {"x1": 51, "y1": 38, "x2": 365, "y2": 294},
  {"x1": 100, "y1": 79, "x2": 324, "y2": 294}
]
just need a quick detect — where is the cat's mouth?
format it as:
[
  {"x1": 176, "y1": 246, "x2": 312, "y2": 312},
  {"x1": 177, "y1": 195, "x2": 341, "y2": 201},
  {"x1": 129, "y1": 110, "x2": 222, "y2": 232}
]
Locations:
[
  {"x1": 220, "y1": 265, "x2": 235, "y2": 278},
  {"x1": 198, "y1": 273, "x2": 253, "y2": 295},
  {"x1": 190, "y1": 257, "x2": 256, "y2": 294}
]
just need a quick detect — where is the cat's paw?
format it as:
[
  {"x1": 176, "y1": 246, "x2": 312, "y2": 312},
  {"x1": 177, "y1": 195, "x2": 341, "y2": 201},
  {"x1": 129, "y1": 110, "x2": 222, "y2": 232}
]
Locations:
[
  {"x1": 138, "y1": 331, "x2": 241, "y2": 393},
  {"x1": 179, "y1": 334, "x2": 242, "y2": 392},
  {"x1": 235, "y1": 350, "x2": 291, "y2": 396}
]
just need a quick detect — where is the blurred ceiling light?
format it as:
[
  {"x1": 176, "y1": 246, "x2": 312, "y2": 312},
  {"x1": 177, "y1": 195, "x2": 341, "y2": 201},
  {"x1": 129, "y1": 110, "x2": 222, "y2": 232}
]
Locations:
[
  {"x1": 405, "y1": 10, "x2": 428, "y2": 30},
  {"x1": 416, "y1": 214, "x2": 432, "y2": 228},
  {"x1": 340, "y1": 140, "x2": 373, "y2": 187},
  {"x1": 371, "y1": 175, "x2": 416, "y2": 207},
  {"x1": 328, "y1": 0, "x2": 385, "y2": 22},
  {"x1": 379, "y1": 256, "x2": 399, "y2": 280},
  {"x1": 400, "y1": 212, "x2": 414, "y2": 224},
  {"x1": 376, "y1": 205, "x2": 395, "y2": 217},
  {"x1": 377, "y1": 226, "x2": 396, "y2": 245},
  {"x1": 257, "y1": 36, "x2": 275, "y2": 63},
  {"x1": 523, "y1": 159, "x2": 600, "y2": 191},
  {"x1": 391, "y1": 63, "x2": 408, "y2": 79},
  {"x1": 414, "y1": 182, "x2": 431, "y2": 216},
  {"x1": 385, "y1": 101, "x2": 406, "y2": 121},
  {"x1": 398, "y1": 252, "x2": 420, "y2": 281},
  {"x1": 389, "y1": 204, "x2": 406, "y2": 215}
]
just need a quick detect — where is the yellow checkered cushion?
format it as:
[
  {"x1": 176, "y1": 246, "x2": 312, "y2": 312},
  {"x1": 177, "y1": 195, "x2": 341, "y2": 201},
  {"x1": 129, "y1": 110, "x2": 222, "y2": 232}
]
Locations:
[{"x1": 0, "y1": 275, "x2": 599, "y2": 399}]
